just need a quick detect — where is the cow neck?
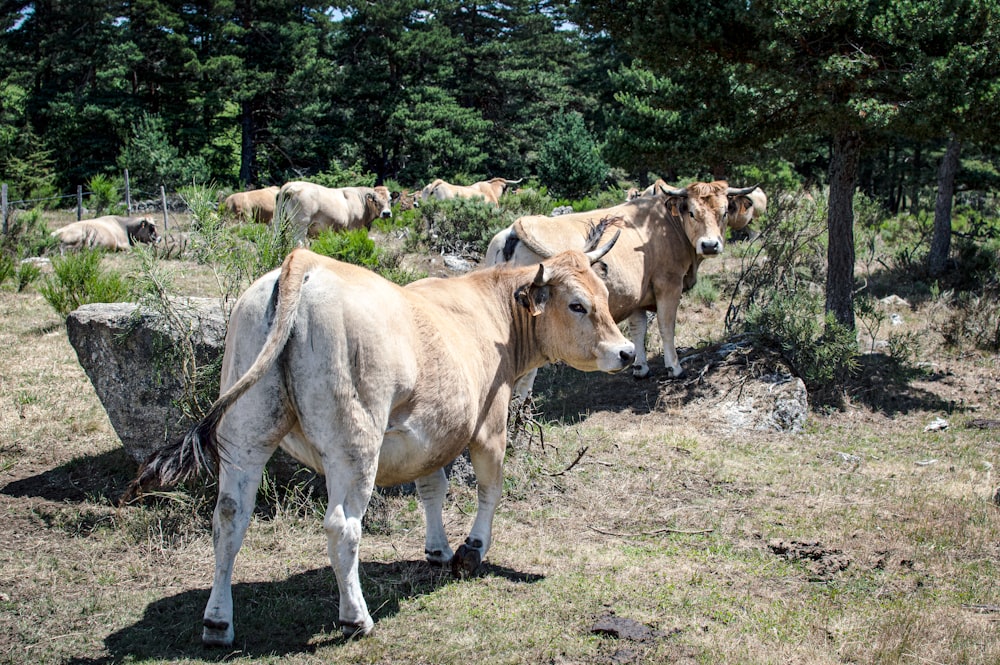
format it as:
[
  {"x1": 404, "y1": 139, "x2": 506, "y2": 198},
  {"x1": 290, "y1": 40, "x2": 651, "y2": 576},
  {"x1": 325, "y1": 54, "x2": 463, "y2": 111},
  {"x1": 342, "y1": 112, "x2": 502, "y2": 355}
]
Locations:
[{"x1": 502, "y1": 269, "x2": 549, "y2": 381}]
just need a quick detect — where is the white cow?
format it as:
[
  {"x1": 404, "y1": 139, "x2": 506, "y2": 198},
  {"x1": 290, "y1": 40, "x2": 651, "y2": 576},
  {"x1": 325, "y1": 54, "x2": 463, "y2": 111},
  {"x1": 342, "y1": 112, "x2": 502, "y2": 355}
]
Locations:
[
  {"x1": 51, "y1": 216, "x2": 159, "y2": 253},
  {"x1": 123, "y1": 237, "x2": 634, "y2": 644},
  {"x1": 276, "y1": 182, "x2": 393, "y2": 243}
]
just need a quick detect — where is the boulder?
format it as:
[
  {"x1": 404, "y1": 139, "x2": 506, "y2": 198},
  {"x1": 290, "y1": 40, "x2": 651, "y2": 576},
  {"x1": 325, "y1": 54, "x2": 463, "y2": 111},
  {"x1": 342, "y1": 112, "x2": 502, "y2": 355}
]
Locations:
[{"x1": 66, "y1": 298, "x2": 227, "y2": 464}]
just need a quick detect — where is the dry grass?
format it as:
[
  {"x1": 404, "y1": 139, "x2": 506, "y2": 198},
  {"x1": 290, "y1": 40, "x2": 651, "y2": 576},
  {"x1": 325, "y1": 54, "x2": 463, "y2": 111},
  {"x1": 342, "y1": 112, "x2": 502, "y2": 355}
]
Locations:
[{"x1": 1, "y1": 230, "x2": 999, "y2": 664}]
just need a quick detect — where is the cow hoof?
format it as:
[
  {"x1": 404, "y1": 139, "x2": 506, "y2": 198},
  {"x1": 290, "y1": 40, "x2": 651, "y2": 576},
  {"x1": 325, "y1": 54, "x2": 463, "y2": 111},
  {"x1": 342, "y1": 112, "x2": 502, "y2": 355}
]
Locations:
[
  {"x1": 665, "y1": 367, "x2": 685, "y2": 379},
  {"x1": 450, "y1": 543, "x2": 482, "y2": 578},
  {"x1": 339, "y1": 618, "x2": 375, "y2": 639},
  {"x1": 425, "y1": 548, "x2": 453, "y2": 567},
  {"x1": 632, "y1": 364, "x2": 650, "y2": 379},
  {"x1": 202, "y1": 619, "x2": 234, "y2": 647}
]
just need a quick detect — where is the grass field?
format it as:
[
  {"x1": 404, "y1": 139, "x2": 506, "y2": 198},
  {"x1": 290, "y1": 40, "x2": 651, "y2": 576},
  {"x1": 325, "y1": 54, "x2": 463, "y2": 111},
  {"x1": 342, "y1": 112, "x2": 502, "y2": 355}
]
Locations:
[{"x1": 1, "y1": 227, "x2": 999, "y2": 664}]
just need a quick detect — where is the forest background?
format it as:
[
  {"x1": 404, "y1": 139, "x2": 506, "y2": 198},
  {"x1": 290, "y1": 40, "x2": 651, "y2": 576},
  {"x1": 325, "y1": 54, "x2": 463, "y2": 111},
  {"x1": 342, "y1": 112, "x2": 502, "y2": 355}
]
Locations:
[{"x1": 1, "y1": 0, "x2": 999, "y2": 325}]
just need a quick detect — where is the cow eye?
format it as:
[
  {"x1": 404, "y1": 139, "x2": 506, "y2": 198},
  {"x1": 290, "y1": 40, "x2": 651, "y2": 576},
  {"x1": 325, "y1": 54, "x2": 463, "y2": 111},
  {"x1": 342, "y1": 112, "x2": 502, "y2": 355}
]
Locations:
[{"x1": 569, "y1": 302, "x2": 587, "y2": 314}]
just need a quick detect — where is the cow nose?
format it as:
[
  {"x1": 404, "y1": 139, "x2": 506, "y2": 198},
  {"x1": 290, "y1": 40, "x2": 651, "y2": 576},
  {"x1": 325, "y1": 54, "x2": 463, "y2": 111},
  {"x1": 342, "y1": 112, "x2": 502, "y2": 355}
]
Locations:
[
  {"x1": 381, "y1": 211, "x2": 392, "y2": 218},
  {"x1": 699, "y1": 238, "x2": 722, "y2": 255},
  {"x1": 620, "y1": 348, "x2": 635, "y2": 366}
]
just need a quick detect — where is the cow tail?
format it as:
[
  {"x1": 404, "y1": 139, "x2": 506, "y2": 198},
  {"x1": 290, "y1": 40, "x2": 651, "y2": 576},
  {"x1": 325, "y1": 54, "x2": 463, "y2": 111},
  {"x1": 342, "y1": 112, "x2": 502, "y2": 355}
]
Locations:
[{"x1": 121, "y1": 249, "x2": 314, "y2": 504}]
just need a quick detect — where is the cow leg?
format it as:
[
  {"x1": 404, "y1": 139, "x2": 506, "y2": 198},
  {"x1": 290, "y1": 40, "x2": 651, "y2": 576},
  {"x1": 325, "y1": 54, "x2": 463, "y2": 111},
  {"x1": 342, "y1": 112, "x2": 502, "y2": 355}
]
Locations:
[
  {"x1": 452, "y1": 441, "x2": 503, "y2": 577},
  {"x1": 414, "y1": 469, "x2": 454, "y2": 565},
  {"x1": 511, "y1": 368, "x2": 538, "y2": 401},
  {"x1": 655, "y1": 284, "x2": 685, "y2": 378},
  {"x1": 322, "y1": 454, "x2": 378, "y2": 638},
  {"x1": 203, "y1": 443, "x2": 276, "y2": 647},
  {"x1": 627, "y1": 311, "x2": 651, "y2": 378}
]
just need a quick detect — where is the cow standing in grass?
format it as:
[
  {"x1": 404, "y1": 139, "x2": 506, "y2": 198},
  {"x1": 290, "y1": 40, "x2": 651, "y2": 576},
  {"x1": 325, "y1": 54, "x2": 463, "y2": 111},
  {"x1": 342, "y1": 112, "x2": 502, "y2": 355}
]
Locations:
[{"x1": 124, "y1": 233, "x2": 633, "y2": 644}]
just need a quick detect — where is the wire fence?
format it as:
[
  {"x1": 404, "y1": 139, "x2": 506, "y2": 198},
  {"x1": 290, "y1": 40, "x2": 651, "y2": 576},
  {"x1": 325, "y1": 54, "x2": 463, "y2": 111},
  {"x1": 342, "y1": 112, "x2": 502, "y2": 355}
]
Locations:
[{"x1": 1, "y1": 171, "x2": 185, "y2": 234}]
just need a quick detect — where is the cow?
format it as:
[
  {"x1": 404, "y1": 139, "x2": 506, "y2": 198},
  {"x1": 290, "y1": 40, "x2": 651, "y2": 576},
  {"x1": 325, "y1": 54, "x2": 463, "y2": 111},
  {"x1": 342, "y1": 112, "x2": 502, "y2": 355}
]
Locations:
[
  {"x1": 726, "y1": 186, "x2": 767, "y2": 233},
  {"x1": 222, "y1": 186, "x2": 280, "y2": 224},
  {"x1": 630, "y1": 180, "x2": 768, "y2": 235},
  {"x1": 51, "y1": 215, "x2": 159, "y2": 253},
  {"x1": 486, "y1": 180, "x2": 757, "y2": 395},
  {"x1": 418, "y1": 177, "x2": 522, "y2": 206},
  {"x1": 276, "y1": 182, "x2": 393, "y2": 243},
  {"x1": 122, "y1": 238, "x2": 634, "y2": 645}
]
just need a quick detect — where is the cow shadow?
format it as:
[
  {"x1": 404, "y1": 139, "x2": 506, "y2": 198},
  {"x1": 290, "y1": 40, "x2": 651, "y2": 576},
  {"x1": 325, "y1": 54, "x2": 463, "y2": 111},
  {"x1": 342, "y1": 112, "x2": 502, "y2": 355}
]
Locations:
[{"x1": 65, "y1": 560, "x2": 542, "y2": 663}]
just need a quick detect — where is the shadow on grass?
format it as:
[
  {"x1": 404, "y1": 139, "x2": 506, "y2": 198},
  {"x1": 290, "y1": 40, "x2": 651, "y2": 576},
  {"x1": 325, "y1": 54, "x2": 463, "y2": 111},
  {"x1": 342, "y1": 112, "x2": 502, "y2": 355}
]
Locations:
[
  {"x1": 65, "y1": 561, "x2": 542, "y2": 663},
  {"x1": 0, "y1": 448, "x2": 135, "y2": 503}
]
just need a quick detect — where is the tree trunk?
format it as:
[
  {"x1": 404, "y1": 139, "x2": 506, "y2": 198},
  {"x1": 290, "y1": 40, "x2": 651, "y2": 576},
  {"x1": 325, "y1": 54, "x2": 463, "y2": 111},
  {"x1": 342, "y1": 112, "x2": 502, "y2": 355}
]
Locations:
[
  {"x1": 928, "y1": 136, "x2": 961, "y2": 278},
  {"x1": 239, "y1": 100, "x2": 255, "y2": 187},
  {"x1": 826, "y1": 128, "x2": 861, "y2": 330}
]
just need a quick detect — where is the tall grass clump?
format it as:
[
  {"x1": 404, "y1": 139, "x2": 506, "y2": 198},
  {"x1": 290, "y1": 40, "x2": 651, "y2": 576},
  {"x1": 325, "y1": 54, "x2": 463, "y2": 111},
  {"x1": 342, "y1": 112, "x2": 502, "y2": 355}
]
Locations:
[{"x1": 38, "y1": 250, "x2": 130, "y2": 316}]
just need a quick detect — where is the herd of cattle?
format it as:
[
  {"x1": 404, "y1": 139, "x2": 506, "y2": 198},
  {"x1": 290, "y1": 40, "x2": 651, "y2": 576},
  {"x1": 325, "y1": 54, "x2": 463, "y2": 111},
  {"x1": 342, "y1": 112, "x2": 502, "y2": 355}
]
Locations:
[{"x1": 115, "y1": 174, "x2": 768, "y2": 646}]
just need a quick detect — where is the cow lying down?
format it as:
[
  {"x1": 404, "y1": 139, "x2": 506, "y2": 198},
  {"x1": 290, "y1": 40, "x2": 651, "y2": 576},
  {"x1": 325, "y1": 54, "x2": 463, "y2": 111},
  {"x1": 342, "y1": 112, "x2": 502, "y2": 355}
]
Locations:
[
  {"x1": 123, "y1": 236, "x2": 634, "y2": 643},
  {"x1": 51, "y1": 215, "x2": 159, "y2": 252}
]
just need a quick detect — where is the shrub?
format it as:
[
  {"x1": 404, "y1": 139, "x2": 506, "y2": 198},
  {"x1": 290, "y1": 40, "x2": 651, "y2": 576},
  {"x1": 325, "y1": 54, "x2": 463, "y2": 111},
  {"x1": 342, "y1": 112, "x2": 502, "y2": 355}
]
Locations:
[
  {"x1": 87, "y1": 174, "x2": 122, "y2": 216},
  {"x1": 1, "y1": 208, "x2": 57, "y2": 259},
  {"x1": 416, "y1": 197, "x2": 513, "y2": 256},
  {"x1": 745, "y1": 288, "x2": 859, "y2": 390},
  {"x1": 16, "y1": 261, "x2": 41, "y2": 292},
  {"x1": 38, "y1": 250, "x2": 130, "y2": 316},
  {"x1": 311, "y1": 228, "x2": 425, "y2": 286},
  {"x1": 305, "y1": 161, "x2": 376, "y2": 189},
  {"x1": 0, "y1": 255, "x2": 14, "y2": 286}
]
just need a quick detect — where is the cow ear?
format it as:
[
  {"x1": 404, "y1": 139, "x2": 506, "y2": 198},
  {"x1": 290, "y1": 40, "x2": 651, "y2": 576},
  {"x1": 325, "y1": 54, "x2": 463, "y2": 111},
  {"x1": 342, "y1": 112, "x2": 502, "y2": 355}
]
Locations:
[
  {"x1": 592, "y1": 260, "x2": 609, "y2": 280},
  {"x1": 390, "y1": 191, "x2": 401, "y2": 201},
  {"x1": 515, "y1": 283, "x2": 548, "y2": 316}
]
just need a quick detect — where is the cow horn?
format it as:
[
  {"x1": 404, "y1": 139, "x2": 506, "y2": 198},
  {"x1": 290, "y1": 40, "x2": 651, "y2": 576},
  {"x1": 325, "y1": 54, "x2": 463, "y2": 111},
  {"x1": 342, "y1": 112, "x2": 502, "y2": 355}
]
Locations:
[
  {"x1": 726, "y1": 184, "x2": 759, "y2": 196},
  {"x1": 585, "y1": 229, "x2": 621, "y2": 264},
  {"x1": 532, "y1": 263, "x2": 548, "y2": 286},
  {"x1": 504, "y1": 178, "x2": 523, "y2": 185},
  {"x1": 662, "y1": 187, "x2": 688, "y2": 197}
]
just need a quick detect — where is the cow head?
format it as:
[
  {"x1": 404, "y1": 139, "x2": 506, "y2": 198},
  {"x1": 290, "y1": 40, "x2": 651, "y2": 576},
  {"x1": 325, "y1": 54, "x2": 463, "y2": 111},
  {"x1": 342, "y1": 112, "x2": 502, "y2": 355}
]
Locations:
[
  {"x1": 127, "y1": 218, "x2": 160, "y2": 245},
  {"x1": 368, "y1": 186, "x2": 393, "y2": 220},
  {"x1": 661, "y1": 181, "x2": 755, "y2": 257},
  {"x1": 516, "y1": 232, "x2": 634, "y2": 374},
  {"x1": 726, "y1": 185, "x2": 762, "y2": 231}
]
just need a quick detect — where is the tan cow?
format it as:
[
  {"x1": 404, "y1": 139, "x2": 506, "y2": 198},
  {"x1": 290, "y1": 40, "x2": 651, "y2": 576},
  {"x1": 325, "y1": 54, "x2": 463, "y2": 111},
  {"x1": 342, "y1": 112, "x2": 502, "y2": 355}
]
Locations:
[
  {"x1": 123, "y1": 238, "x2": 633, "y2": 644},
  {"x1": 631, "y1": 180, "x2": 768, "y2": 234},
  {"x1": 418, "y1": 177, "x2": 522, "y2": 206},
  {"x1": 222, "y1": 186, "x2": 280, "y2": 224},
  {"x1": 487, "y1": 180, "x2": 757, "y2": 391},
  {"x1": 276, "y1": 182, "x2": 393, "y2": 243},
  {"x1": 51, "y1": 215, "x2": 159, "y2": 253}
]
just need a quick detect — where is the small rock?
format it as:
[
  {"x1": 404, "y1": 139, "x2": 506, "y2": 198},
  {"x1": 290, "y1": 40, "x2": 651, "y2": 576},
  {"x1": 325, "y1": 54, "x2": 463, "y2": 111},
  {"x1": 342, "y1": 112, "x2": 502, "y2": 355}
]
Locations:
[{"x1": 924, "y1": 417, "x2": 949, "y2": 432}]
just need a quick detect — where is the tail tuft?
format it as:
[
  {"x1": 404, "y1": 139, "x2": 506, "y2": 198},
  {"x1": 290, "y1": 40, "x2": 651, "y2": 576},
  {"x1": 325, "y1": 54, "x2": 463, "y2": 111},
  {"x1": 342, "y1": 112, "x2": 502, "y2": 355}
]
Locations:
[{"x1": 120, "y1": 420, "x2": 220, "y2": 505}]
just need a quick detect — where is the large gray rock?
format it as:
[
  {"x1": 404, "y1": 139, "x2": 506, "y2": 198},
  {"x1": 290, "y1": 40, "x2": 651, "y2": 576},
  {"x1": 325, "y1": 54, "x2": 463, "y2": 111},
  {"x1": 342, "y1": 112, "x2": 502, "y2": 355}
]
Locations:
[{"x1": 66, "y1": 298, "x2": 227, "y2": 463}]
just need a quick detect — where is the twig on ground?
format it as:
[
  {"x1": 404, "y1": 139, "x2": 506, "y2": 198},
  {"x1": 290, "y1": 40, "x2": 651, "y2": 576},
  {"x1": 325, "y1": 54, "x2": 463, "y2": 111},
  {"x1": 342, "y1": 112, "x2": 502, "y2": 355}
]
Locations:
[
  {"x1": 588, "y1": 525, "x2": 714, "y2": 538},
  {"x1": 542, "y1": 446, "x2": 588, "y2": 477}
]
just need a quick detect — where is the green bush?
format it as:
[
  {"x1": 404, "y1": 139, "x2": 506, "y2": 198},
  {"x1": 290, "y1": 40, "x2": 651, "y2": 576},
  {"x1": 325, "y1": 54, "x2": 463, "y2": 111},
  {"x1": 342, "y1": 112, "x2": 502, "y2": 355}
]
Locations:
[
  {"x1": 0, "y1": 255, "x2": 14, "y2": 285},
  {"x1": 87, "y1": 174, "x2": 122, "y2": 216},
  {"x1": 38, "y1": 250, "x2": 130, "y2": 316},
  {"x1": 305, "y1": 160, "x2": 377, "y2": 189},
  {"x1": 16, "y1": 261, "x2": 41, "y2": 292},
  {"x1": 311, "y1": 228, "x2": 425, "y2": 286},
  {"x1": 1, "y1": 208, "x2": 57, "y2": 259},
  {"x1": 745, "y1": 288, "x2": 859, "y2": 390},
  {"x1": 311, "y1": 228, "x2": 381, "y2": 269},
  {"x1": 416, "y1": 197, "x2": 513, "y2": 256}
]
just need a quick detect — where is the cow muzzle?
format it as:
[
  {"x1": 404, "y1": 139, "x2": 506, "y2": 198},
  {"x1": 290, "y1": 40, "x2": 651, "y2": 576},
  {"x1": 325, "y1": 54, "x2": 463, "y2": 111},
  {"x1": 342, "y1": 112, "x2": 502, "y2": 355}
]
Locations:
[
  {"x1": 600, "y1": 342, "x2": 636, "y2": 373},
  {"x1": 698, "y1": 237, "x2": 723, "y2": 256},
  {"x1": 380, "y1": 210, "x2": 392, "y2": 219}
]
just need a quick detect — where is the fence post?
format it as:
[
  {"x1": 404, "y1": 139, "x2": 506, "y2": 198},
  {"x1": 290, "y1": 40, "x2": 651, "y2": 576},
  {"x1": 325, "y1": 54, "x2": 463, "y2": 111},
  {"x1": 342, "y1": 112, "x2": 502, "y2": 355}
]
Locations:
[
  {"x1": 124, "y1": 169, "x2": 131, "y2": 214},
  {"x1": 160, "y1": 185, "x2": 168, "y2": 232},
  {"x1": 77, "y1": 185, "x2": 83, "y2": 220},
  {"x1": 1, "y1": 183, "x2": 7, "y2": 235}
]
